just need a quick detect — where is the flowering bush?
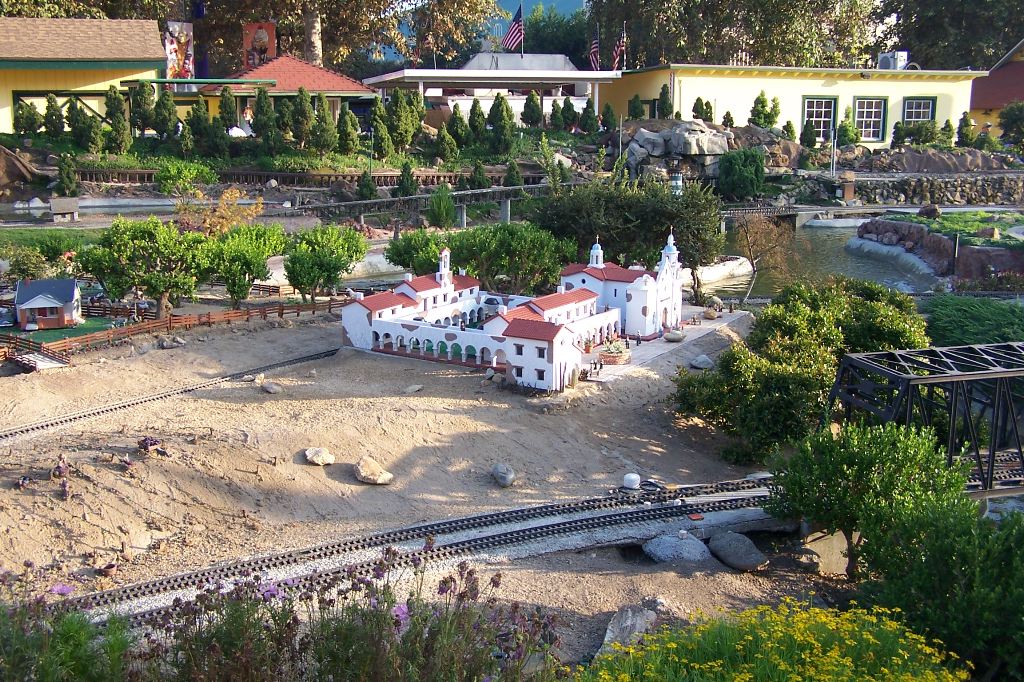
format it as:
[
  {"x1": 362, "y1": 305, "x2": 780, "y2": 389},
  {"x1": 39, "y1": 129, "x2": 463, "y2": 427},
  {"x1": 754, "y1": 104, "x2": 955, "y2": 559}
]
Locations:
[{"x1": 575, "y1": 599, "x2": 968, "y2": 682}]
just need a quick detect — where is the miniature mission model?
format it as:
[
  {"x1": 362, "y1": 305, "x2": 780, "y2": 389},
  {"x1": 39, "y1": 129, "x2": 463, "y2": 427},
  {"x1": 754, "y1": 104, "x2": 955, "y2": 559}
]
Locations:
[{"x1": 340, "y1": 235, "x2": 690, "y2": 391}]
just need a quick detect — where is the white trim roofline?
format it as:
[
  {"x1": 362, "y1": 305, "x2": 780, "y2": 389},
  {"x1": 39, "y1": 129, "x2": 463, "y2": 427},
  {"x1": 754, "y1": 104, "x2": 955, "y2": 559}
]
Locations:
[
  {"x1": 364, "y1": 68, "x2": 623, "y2": 88},
  {"x1": 17, "y1": 294, "x2": 64, "y2": 309},
  {"x1": 992, "y1": 37, "x2": 1024, "y2": 70}
]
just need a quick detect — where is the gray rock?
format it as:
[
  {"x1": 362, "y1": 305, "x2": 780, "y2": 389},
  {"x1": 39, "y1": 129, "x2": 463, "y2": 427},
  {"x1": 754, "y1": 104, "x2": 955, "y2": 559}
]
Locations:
[
  {"x1": 984, "y1": 495, "x2": 1024, "y2": 524},
  {"x1": 484, "y1": 368, "x2": 495, "y2": 379},
  {"x1": 46, "y1": 154, "x2": 60, "y2": 165},
  {"x1": 689, "y1": 354, "x2": 714, "y2": 370},
  {"x1": 642, "y1": 531, "x2": 711, "y2": 563},
  {"x1": 355, "y1": 455, "x2": 393, "y2": 485},
  {"x1": 304, "y1": 447, "x2": 334, "y2": 466},
  {"x1": 13, "y1": 201, "x2": 27, "y2": 209},
  {"x1": 28, "y1": 197, "x2": 46, "y2": 208},
  {"x1": 708, "y1": 531, "x2": 769, "y2": 572},
  {"x1": 633, "y1": 128, "x2": 666, "y2": 156},
  {"x1": 261, "y1": 381, "x2": 283, "y2": 394},
  {"x1": 240, "y1": 374, "x2": 257, "y2": 382},
  {"x1": 625, "y1": 141, "x2": 648, "y2": 167},
  {"x1": 266, "y1": 178, "x2": 279, "y2": 188},
  {"x1": 708, "y1": 295, "x2": 724, "y2": 308},
  {"x1": 596, "y1": 606, "x2": 658, "y2": 657},
  {"x1": 491, "y1": 463, "x2": 516, "y2": 488},
  {"x1": 172, "y1": 336, "x2": 186, "y2": 346},
  {"x1": 403, "y1": 384, "x2": 424, "y2": 394}
]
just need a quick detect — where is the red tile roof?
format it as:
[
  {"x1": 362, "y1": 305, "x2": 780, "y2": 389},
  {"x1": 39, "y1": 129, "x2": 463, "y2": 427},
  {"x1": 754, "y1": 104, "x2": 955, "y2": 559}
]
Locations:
[
  {"x1": 971, "y1": 61, "x2": 1024, "y2": 110},
  {"x1": 401, "y1": 273, "x2": 480, "y2": 293},
  {"x1": 560, "y1": 263, "x2": 655, "y2": 283},
  {"x1": 502, "y1": 319, "x2": 564, "y2": 342},
  {"x1": 528, "y1": 288, "x2": 598, "y2": 312},
  {"x1": 200, "y1": 54, "x2": 373, "y2": 95},
  {"x1": 354, "y1": 291, "x2": 417, "y2": 313},
  {"x1": 502, "y1": 306, "x2": 544, "y2": 322},
  {"x1": 453, "y1": 274, "x2": 481, "y2": 291}
]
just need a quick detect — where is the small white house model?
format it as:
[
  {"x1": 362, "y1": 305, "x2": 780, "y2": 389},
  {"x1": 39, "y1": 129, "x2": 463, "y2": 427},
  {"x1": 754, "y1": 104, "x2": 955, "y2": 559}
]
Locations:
[{"x1": 340, "y1": 235, "x2": 688, "y2": 392}]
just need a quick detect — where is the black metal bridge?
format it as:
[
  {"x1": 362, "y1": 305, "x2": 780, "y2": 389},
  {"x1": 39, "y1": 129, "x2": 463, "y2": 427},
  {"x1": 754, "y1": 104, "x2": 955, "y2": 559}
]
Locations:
[{"x1": 828, "y1": 342, "x2": 1024, "y2": 492}]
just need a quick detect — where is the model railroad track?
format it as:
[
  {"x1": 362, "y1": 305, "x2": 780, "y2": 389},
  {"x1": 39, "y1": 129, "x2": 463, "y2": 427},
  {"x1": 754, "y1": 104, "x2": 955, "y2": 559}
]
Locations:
[
  {"x1": 65, "y1": 479, "x2": 769, "y2": 620},
  {"x1": 0, "y1": 348, "x2": 340, "y2": 443}
]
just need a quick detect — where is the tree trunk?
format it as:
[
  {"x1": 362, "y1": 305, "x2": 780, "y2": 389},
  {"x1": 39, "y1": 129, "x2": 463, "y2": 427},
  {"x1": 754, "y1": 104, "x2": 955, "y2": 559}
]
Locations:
[
  {"x1": 742, "y1": 264, "x2": 758, "y2": 304},
  {"x1": 690, "y1": 269, "x2": 703, "y2": 305},
  {"x1": 303, "y1": 3, "x2": 324, "y2": 67},
  {"x1": 156, "y1": 291, "x2": 171, "y2": 319},
  {"x1": 842, "y1": 528, "x2": 859, "y2": 581}
]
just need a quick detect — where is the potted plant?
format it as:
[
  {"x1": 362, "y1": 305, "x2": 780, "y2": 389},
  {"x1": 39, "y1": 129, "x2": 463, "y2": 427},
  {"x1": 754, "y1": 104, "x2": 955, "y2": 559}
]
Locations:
[{"x1": 599, "y1": 339, "x2": 631, "y2": 365}]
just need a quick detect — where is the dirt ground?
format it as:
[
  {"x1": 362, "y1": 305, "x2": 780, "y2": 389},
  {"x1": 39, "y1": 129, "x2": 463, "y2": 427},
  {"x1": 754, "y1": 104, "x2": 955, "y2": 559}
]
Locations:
[{"x1": 0, "y1": 314, "x2": 835, "y2": 662}]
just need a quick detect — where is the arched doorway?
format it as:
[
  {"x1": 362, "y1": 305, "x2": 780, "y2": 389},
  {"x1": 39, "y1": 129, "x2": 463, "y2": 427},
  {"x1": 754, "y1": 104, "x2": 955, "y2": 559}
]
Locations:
[
  {"x1": 451, "y1": 343, "x2": 463, "y2": 361},
  {"x1": 464, "y1": 345, "x2": 477, "y2": 362},
  {"x1": 479, "y1": 347, "x2": 492, "y2": 365},
  {"x1": 438, "y1": 341, "x2": 449, "y2": 358},
  {"x1": 372, "y1": 331, "x2": 381, "y2": 347}
]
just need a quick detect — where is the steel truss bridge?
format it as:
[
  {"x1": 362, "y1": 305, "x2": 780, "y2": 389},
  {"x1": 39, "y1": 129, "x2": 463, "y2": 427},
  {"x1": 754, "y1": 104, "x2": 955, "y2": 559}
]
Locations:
[{"x1": 829, "y1": 342, "x2": 1024, "y2": 493}]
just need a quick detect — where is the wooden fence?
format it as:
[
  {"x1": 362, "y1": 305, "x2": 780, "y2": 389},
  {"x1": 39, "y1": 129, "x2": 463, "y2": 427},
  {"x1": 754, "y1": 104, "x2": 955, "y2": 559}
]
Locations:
[
  {"x1": 81, "y1": 304, "x2": 158, "y2": 320},
  {"x1": 0, "y1": 334, "x2": 72, "y2": 366}
]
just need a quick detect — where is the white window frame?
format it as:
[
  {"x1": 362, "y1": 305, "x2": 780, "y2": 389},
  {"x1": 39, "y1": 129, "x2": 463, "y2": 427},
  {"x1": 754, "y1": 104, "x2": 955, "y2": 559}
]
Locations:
[
  {"x1": 854, "y1": 98, "x2": 886, "y2": 142},
  {"x1": 903, "y1": 98, "x2": 935, "y2": 123},
  {"x1": 803, "y1": 97, "x2": 837, "y2": 142}
]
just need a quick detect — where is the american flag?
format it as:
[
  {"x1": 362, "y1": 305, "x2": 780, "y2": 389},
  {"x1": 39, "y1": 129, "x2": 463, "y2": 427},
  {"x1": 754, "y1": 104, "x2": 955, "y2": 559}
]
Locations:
[
  {"x1": 611, "y1": 25, "x2": 626, "y2": 70},
  {"x1": 502, "y1": 5, "x2": 524, "y2": 52},
  {"x1": 589, "y1": 27, "x2": 600, "y2": 70}
]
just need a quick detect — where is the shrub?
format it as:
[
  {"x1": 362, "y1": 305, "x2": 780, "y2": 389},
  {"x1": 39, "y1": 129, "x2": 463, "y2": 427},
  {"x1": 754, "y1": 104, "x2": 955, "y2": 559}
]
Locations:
[
  {"x1": 55, "y1": 153, "x2": 77, "y2": 197},
  {"x1": 205, "y1": 115, "x2": 231, "y2": 158},
  {"x1": 43, "y1": 94, "x2": 64, "y2": 140},
  {"x1": 906, "y1": 119, "x2": 938, "y2": 144},
  {"x1": 129, "y1": 84, "x2": 155, "y2": 136},
  {"x1": 799, "y1": 118, "x2": 817, "y2": 148},
  {"x1": 14, "y1": 101, "x2": 43, "y2": 137},
  {"x1": 251, "y1": 87, "x2": 276, "y2": 140},
  {"x1": 394, "y1": 160, "x2": 418, "y2": 197},
  {"x1": 154, "y1": 159, "x2": 217, "y2": 195},
  {"x1": 656, "y1": 84, "x2": 671, "y2": 119},
  {"x1": 357, "y1": 168, "x2": 377, "y2": 200},
  {"x1": 939, "y1": 119, "x2": 956, "y2": 146},
  {"x1": 292, "y1": 87, "x2": 315, "y2": 148},
  {"x1": 487, "y1": 93, "x2": 516, "y2": 153},
  {"x1": 836, "y1": 106, "x2": 861, "y2": 146},
  {"x1": 503, "y1": 161, "x2": 524, "y2": 187},
  {"x1": 435, "y1": 122, "x2": 458, "y2": 161},
  {"x1": 923, "y1": 295, "x2": 1024, "y2": 346},
  {"x1": 561, "y1": 96, "x2": 578, "y2": 127},
  {"x1": 748, "y1": 90, "x2": 780, "y2": 128},
  {"x1": 468, "y1": 160, "x2": 489, "y2": 189},
  {"x1": 579, "y1": 97, "x2": 598, "y2": 134},
  {"x1": 600, "y1": 102, "x2": 615, "y2": 130},
  {"x1": 178, "y1": 123, "x2": 195, "y2": 158},
  {"x1": 956, "y1": 111, "x2": 976, "y2": 147},
  {"x1": 522, "y1": 90, "x2": 543, "y2": 127},
  {"x1": 627, "y1": 94, "x2": 644, "y2": 120},
  {"x1": 693, "y1": 97, "x2": 706, "y2": 120},
  {"x1": 782, "y1": 119, "x2": 796, "y2": 141},
  {"x1": 426, "y1": 183, "x2": 456, "y2": 228},
  {"x1": 973, "y1": 131, "x2": 1003, "y2": 152},
  {"x1": 998, "y1": 100, "x2": 1024, "y2": 144},
  {"x1": 218, "y1": 86, "x2": 237, "y2": 129},
  {"x1": 722, "y1": 110, "x2": 735, "y2": 128},
  {"x1": 576, "y1": 598, "x2": 968, "y2": 682},
  {"x1": 386, "y1": 89, "x2": 416, "y2": 152},
  {"x1": 717, "y1": 147, "x2": 765, "y2": 200},
  {"x1": 185, "y1": 94, "x2": 211, "y2": 150},
  {"x1": 891, "y1": 121, "x2": 907, "y2": 146},
  {"x1": 37, "y1": 231, "x2": 84, "y2": 262},
  {"x1": 82, "y1": 116, "x2": 104, "y2": 153}
]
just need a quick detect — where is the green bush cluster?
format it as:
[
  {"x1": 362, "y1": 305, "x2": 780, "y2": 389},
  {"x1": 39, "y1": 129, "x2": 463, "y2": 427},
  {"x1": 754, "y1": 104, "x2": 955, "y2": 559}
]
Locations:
[
  {"x1": 748, "y1": 90, "x2": 780, "y2": 128},
  {"x1": 153, "y1": 159, "x2": 218, "y2": 195},
  {"x1": 923, "y1": 295, "x2": 1024, "y2": 346},
  {"x1": 717, "y1": 148, "x2": 765, "y2": 200},
  {"x1": 426, "y1": 183, "x2": 457, "y2": 228}
]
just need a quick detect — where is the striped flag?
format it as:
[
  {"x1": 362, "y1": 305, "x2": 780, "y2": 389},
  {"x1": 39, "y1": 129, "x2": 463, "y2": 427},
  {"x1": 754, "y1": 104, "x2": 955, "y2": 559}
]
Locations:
[
  {"x1": 611, "y1": 25, "x2": 626, "y2": 70},
  {"x1": 589, "y1": 27, "x2": 600, "y2": 70},
  {"x1": 502, "y1": 5, "x2": 524, "y2": 52}
]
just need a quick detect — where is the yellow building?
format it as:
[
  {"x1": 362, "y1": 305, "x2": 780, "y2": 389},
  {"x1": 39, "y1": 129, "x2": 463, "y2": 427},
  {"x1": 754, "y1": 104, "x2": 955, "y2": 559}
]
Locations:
[
  {"x1": 0, "y1": 17, "x2": 165, "y2": 134},
  {"x1": 602, "y1": 64, "x2": 985, "y2": 148},
  {"x1": 969, "y1": 38, "x2": 1024, "y2": 138}
]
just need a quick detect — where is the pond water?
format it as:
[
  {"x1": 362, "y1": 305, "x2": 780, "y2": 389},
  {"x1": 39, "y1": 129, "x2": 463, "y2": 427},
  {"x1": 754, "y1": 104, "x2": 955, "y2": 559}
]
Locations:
[{"x1": 708, "y1": 220, "x2": 940, "y2": 298}]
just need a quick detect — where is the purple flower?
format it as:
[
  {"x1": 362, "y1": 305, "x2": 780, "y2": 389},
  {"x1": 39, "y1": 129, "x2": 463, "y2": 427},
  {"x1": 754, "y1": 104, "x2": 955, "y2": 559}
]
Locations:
[
  {"x1": 372, "y1": 565, "x2": 385, "y2": 580},
  {"x1": 490, "y1": 573, "x2": 502, "y2": 589},
  {"x1": 369, "y1": 597, "x2": 379, "y2": 608},
  {"x1": 392, "y1": 602, "x2": 410, "y2": 626},
  {"x1": 49, "y1": 583, "x2": 75, "y2": 596},
  {"x1": 438, "y1": 577, "x2": 453, "y2": 595},
  {"x1": 259, "y1": 583, "x2": 280, "y2": 600}
]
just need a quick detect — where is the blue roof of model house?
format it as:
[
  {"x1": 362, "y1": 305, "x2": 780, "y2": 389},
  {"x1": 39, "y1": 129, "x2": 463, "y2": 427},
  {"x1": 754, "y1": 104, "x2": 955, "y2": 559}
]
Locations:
[{"x1": 14, "y1": 279, "x2": 78, "y2": 306}]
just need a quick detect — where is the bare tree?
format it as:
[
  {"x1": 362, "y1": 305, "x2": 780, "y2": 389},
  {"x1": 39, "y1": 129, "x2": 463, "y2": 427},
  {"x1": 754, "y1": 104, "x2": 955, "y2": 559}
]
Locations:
[{"x1": 733, "y1": 215, "x2": 800, "y2": 303}]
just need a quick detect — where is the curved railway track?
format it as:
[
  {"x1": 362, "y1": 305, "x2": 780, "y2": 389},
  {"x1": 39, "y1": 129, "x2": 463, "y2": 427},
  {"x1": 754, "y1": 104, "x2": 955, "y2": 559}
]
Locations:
[
  {"x1": 0, "y1": 348, "x2": 340, "y2": 443},
  {"x1": 65, "y1": 479, "x2": 770, "y2": 625}
]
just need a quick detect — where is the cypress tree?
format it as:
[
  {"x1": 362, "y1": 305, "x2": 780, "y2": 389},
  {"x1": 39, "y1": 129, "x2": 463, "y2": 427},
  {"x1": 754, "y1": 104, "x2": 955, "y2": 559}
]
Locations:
[
  {"x1": 104, "y1": 86, "x2": 132, "y2": 153},
  {"x1": 601, "y1": 102, "x2": 615, "y2": 130},
  {"x1": 448, "y1": 104, "x2": 469, "y2": 146},
  {"x1": 13, "y1": 101, "x2": 42, "y2": 137},
  {"x1": 579, "y1": 97, "x2": 598, "y2": 134},
  {"x1": 386, "y1": 89, "x2": 415, "y2": 151},
  {"x1": 292, "y1": 87, "x2": 315, "y2": 148},
  {"x1": 66, "y1": 98, "x2": 86, "y2": 147},
  {"x1": 800, "y1": 119, "x2": 818, "y2": 148},
  {"x1": 436, "y1": 121, "x2": 458, "y2": 161},
  {"x1": 310, "y1": 92, "x2": 339, "y2": 155},
  {"x1": 939, "y1": 119, "x2": 955, "y2": 147},
  {"x1": 206, "y1": 114, "x2": 231, "y2": 158},
  {"x1": 657, "y1": 84, "x2": 671, "y2": 119},
  {"x1": 503, "y1": 160, "x2": 524, "y2": 187},
  {"x1": 782, "y1": 120, "x2": 796, "y2": 140},
  {"x1": 468, "y1": 98, "x2": 486, "y2": 142},
  {"x1": 408, "y1": 91, "x2": 425, "y2": 125},
  {"x1": 468, "y1": 159, "x2": 489, "y2": 189},
  {"x1": 179, "y1": 122, "x2": 195, "y2": 158},
  {"x1": 130, "y1": 85, "x2": 155, "y2": 137},
  {"x1": 692, "y1": 97, "x2": 706, "y2": 120},
  {"x1": 276, "y1": 99, "x2": 293, "y2": 137},
  {"x1": 43, "y1": 94, "x2": 65, "y2": 140},
  {"x1": 153, "y1": 88, "x2": 178, "y2": 141},
  {"x1": 488, "y1": 93, "x2": 516, "y2": 153},
  {"x1": 702, "y1": 100, "x2": 713, "y2": 122},
  {"x1": 549, "y1": 100, "x2": 564, "y2": 130},
  {"x1": 723, "y1": 111, "x2": 735, "y2": 128},
  {"x1": 84, "y1": 116, "x2": 104, "y2": 153},
  {"x1": 395, "y1": 160, "x2": 418, "y2": 197},
  {"x1": 956, "y1": 112, "x2": 976, "y2": 147},
  {"x1": 336, "y1": 103, "x2": 360, "y2": 154},
  {"x1": 627, "y1": 94, "x2": 644, "y2": 120},
  {"x1": 186, "y1": 94, "x2": 210, "y2": 144},
  {"x1": 56, "y1": 153, "x2": 77, "y2": 197},
  {"x1": 370, "y1": 99, "x2": 394, "y2": 160},
  {"x1": 522, "y1": 91, "x2": 543, "y2": 127},
  {"x1": 219, "y1": 86, "x2": 237, "y2": 129},
  {"x1": 561, "y1": 96, "x2": 577, "y2": 127},
  {"x1": 251, "y1": 87, "x2": 276, "y2": 140},
  {"x1": 358, "y1": 168, "x2": 378, "y2": 200}
]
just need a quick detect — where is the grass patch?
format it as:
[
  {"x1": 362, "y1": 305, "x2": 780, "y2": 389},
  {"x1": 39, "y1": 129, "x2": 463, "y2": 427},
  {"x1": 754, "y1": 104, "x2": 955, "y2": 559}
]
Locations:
[
  {"x1": 923, "y1": 295, "x2": 1024, "y2": 346},
  {"x1": 15, "y1": 316, "x2": 113, "y2": 343},
  {"x1": 0, "y1": 227, "x2": 104, "y2": 249},
  {"x1": 887, "y1": 211, "x2": 1024, "y2": 250}
]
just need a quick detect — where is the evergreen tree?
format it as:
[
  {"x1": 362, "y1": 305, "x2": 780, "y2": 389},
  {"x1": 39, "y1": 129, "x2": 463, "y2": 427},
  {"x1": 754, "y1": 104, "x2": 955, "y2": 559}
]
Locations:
[
  {"x1": 692, "y1": 97, "x2": 706, "y2": 120},
  {"x1": 276, "y1": 99, "x2": 294, "y2": 137},
  {"x1": 130, "y1": 84, "x2": 155, "y2": 137},
  {"x1": 557, "y1": 160, "x2": 572, "y2": 182},
  {"x1": 153, "y1": 88, "x2": 178, "y2": 141},
  {"x1": 104, "y1": 86, "x2": 131, "y2": 154},
  {"x1": 782, "y1": 120, "x2": 797, "y2": 141},
  {"x1": 66, "y1": 98, "x2": 86, "y2": 147},
  {"x1": 357, "y1": 168, "x2": 378, "y2": 200},
  {"x1": 800, "y1": 119, "x2": 818, "y2": 148},
  {"x1": 448, "y1": 104, "x2": 469, "y2": 146},
  {"x1": 722, "y1": 111, "x2": 735, "y2": 128},
  {"x1": 601, "y1": 102, "x2": 615, "y2": 130},
  {"x1": 293, "y1": 87, "x2": 315, "y2": 148},
  {"x1": 657, "y1": 84, "x2": 672, "y2": 119},
  {"x1": 468, "y1": 160, "x2": 489, "y2": 189},
  {"x1": 370, "y1": 99, "x2": 394, "y2": 160},
  {"x1": 219, "y1": 86, "x2": 237, "y2": 130},
  {"x1": 43, "y1": 94, "x2": 64, "y2": 140},
  {"x1": 186, "y1": 94, "x2": 211, "y2": 144},
  {"x1": 251, "y1": 88, "x2": 276, "y2": 140},
  {"x1": 56, "y1": 153, "x2": 77, "y2": 197},
  {"x1": 549, "y1": 100, "x2": 564, "y2": 130},
  {"x1": 561, "y1": 96, "x2": 578, "y2": 127},
  {"x1": 386, "y1": 89, "x2": 415, "y2": 151},
  {"x1": 487, "y1": 93, "x2": 516, "y2": 153},
  {"x1": 336, "y1": 103, "x2": 360, "y2": 154},
  {"x1": 956, "y1": 112, "x2": 976, "y2": 148},
  {"x1": 891, "y1": 121, "x2": 907, "y2": 147},
  {"x1": 939, "y1": 119, "x2": 955, "y2": 147},
  {"x1": 84, "y1": 116, "x2": 104, "y2": 153},
  {"x1": 395, "y1": 160, "x2": 418, "y2": 197},
  {"x1": 13, "y1": 101, "x2": 42, "y2": 137},
  {"x1": 836, "y1": 106, "x2": 860, "y2": 147},
  {"x1": 310, "y1": 92, "x2": 339, "y2": 155},
  {"x1": 179, "y1": 122, "x2": 195, "y2": 158},
  {"x1": 628, "y1": 94, "x2": 645, "y2": 120},
  {"x1": 749, "y1": 90, "x2": 772, "y2": 127},
  {"x1": 468, "y1": 98, "x2": 486, "y2": 142},
  {"x1": 503, "y1": 160, "x2": 524, "y2": 187},
  {"x1": 579, "y1": 97, "x2": 598, "y2": 133},
  {"x1": 408, "y1": 91, "x2": 425, "y2": 126},
  {"x1": 522, "y1": 91, "x2": 543, "y2": 127},
  {"x1": 702, "y1": 100, "x2": 713, "y2": 122},
  {"x1": 206, "y1": 115, "x2": 231, "y2": 158},
  {"x1": 436, "y1": 121, "x2": 459, "y2": 161}
]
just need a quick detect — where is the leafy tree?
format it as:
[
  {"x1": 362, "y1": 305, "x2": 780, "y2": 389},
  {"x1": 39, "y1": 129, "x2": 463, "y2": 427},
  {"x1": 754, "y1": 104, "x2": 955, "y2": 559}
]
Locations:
[
  {"x1": 718, "y1": 148, "x2": 765, "y2": 201},
  {"x1": 522, "y1": 91, "x2": 543, "y2": 127},
  {"x1": 336, "y1": 103, "x2": 360, "y2": 154},
  {"x1": 104, "y1": 86, "x2": 131, "y2": 154},
  {"x1": 579, "y1": 98, "x2": 598, "y2": 134},
  {"x1": 43, "y1": 94, "x2": 65, "y2": 140},
  {"x1": 186, "y1": 95, "x2": 211, "y2": 146},
  {"x1": 214, "y1": 223, "x2": 287, "y2": 308},
  {"x1": 37, "y1": 232, "x2": 83, "y2": 263},
  {"x1": 130, "y1": 84, "x2": 155, "y2": 137},
  {"x1": 998, "y1": 100, "x2": 1024, "y2": 145},
  {"x1": 627, "y1": 94, "x2": 645, "y2": 120},
  {"x1": 748, "y1": 90, "x2": 780, "y2": 127},
  {"x1": 523, "y1": 4, "x2": 590, "y2": 69},
  {"x1": 722, "y1": 111, "x2": 735, "y2": 128},
  {"x1": 386, "y1": 89, "x2": 416, "y2": 151},
  {"x1": 503, "y1": 161, "x2": 524, "y2": 187},
  {"x1": 733, "y1": 214, "x2": 798, "y2": 303},
  {"x1": 178, "y1": 123, "x2": 195, "y2": 158},
  {"x1": 657, "y1": 84, "x2": 672, "y2": 119},
  {"x1": 956, "y1": 111, "x2": 976, "y2": 147},
  {"x1": 549, "y1": 100, "x2": 564, "y2": 130},
  {"x1": 938, "y1": 119, "x2": 955, "y2": 147},
  {"x1": 435, "y1": 122, "x2": 459, "y2": 161},
  {"x1": 284, "y1": 224, "x2": 368, "y2": 302},
  {"x1": 468, "y1": 160, "x2": 489, "y2": 189},
  {"x1": 218, "y1": 86, "x2": 237, "y2": 130},
  {"x1": 276, "y1": 98, "x2": 294, "y2": 137},
  {"x1": 447, "y1": 103, "x2": 470, "y2": 146},
  {"x1": 82, "y1": 216, "x2": 213, "y2": 318},
  {"x1": 468, "y1": 98, "x2": 486, "y2": 142},
  {"x1": 836, "y1": 106, "x2": 861, "y2": 146},
  {"x1": 800, "y1": 118, "x2": 818, "y2": 148},
  {"x1": 561, "y1": 96, "x2": 578, "y2": 127},
  {"x1": 394, "y1": 160, "x2": 418, "y2": 197},
  {"x1": 0, "y1": 244, "x2": 49, "y2": 284},
  {"x1": 766, "y1": 422, "x2": 967, "y2": 579},
  {"x1": 487, "y1": 93, "x2": 516, "y2": 153},
  {"x1": 292, "y1": 87, "x2": 315, "y2": 148},
  {"x1": 357, "y1": 168, "x2": 378, "y2": 200},
  {"x1": 310, "y1": 92, "x2": 340, "y2": 155},
  {"x1": 601, "y1": 102, "x2": 616, "y2": 130},
  {"x1": 56, "y1": 153, "x2": 77, "y2": 197},
  {"x1": 13, "y1": 101, "x2": 42, "y2": 137},
  {"x1": 153, "y1": 88, "x2": 178, "y2": 141},
  {"x1": 782, "y1": 120, "x2": 797, "y2": 141},
  {"x1": 384, "y1": 227, "x2": 445, "y2": 273}
]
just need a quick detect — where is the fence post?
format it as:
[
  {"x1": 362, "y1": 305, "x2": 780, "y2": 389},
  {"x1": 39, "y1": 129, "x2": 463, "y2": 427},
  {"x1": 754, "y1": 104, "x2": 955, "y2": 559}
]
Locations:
[{"x1": 278, "y1": 303, "x2": 284, "y2": 319}]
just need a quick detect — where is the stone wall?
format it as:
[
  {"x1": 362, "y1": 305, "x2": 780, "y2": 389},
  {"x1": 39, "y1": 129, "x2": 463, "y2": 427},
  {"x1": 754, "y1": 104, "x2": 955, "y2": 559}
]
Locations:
[
  {"x1": 854, "y1": 174, "x2": 1024, "y2": 206},
  {"x1": 858, "y1": 218, "x2": 1024, "y2": 278}
]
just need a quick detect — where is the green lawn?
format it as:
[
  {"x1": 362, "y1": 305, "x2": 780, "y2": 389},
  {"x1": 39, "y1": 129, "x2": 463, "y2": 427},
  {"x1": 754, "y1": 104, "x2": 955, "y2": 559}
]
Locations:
[
  {"x1": 0, "y1": 227, "x2": 104, "y2": 249},
  {"x1": 887, "y1": 211, "x2": 1024, "y2": 250},
  {"x1": 16, "y1": 316, "x2": 113, "y2": 343}
]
